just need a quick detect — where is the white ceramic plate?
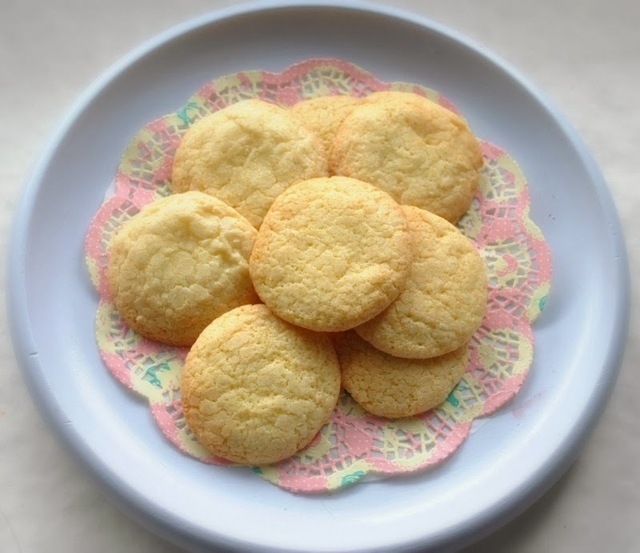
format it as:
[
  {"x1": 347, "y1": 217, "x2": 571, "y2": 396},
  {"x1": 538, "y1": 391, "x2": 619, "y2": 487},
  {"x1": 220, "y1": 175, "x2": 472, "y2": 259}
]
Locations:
[{"x1": 8, "y1": 2, "x2": 629, "y2": 552}]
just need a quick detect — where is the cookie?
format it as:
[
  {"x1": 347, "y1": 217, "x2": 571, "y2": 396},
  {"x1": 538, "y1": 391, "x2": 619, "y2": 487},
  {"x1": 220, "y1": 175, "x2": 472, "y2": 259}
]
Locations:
[
  {"x1": 171, "y1": 99, "x2": 328, "y2": 228},
  {"x1": 181, "y1": 304, "x2": 341, "y2": 465},
  {"x1": 249, "y1": 176, "x2": 413, "y2": 332},
  {"x1": 337, "y1": 331, "x2": 469, "y2": 418},
  {"x1": 108, "y1": 191, "x2": 258, "y2": 347},
  {"x1": 330, "y1": 90, "x2": 483, "y2": 223},
  {"x1": 356, "y1": 206, "x2": 487, "y2": 359},
  {"x1": 290, "y1": 95, "x2": 362, "y2": 160}
]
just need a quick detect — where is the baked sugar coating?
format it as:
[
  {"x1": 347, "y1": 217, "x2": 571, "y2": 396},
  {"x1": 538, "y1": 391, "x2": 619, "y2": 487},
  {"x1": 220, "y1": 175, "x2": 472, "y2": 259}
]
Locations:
[
  {"x1": 290, "y1": 95, "x2": 362, "y2": 160},
  {"x1": 249, "y1": 176, "x2": 413, "y2": 332},
  {"x1": 356, "y1": 206, "x2": 487, "y2": 359},
  {"x1": 330, "y1": 90, "x2": 483, "y2": 223},
  {"x1": 171, "y1": 99, "x2": 328, "y2": 228},
  {"x1": 108, "y1": 191, "x2": 258, "y2": 347},
  {"x1": 337, "y1": 331, "x2": 469, "y2": 418},
  {"x1": 181, "y1": 304, "x2": 341, "y2": 465}
]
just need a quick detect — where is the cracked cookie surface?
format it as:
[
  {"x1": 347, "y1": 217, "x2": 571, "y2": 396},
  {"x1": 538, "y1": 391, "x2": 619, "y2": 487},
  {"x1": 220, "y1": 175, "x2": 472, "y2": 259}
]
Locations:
[
  {"x1": 337, "y1": 331, "x2": 469, "y2": 418},
  {"x1": 356, "y1": 206, "x2": 487, "y2": 359},
  {"x1": 171, "y1": 99, "x2": 328, "y2": 228},
  {"x1": 108, "y1": 191, "x2": 258, "y2": 346},
  {"x1": 330, "y1": 90, "x2": 483, "y2": 223},
  {"x1": 249, "y1": 176, "x2": 413, "y2": 332},
  {"x1": 291, "y1": 95, "x2": 362, "y2": 160},
  {"x1": 181, "y1": 304, "x2": 341, "y2": 465}
]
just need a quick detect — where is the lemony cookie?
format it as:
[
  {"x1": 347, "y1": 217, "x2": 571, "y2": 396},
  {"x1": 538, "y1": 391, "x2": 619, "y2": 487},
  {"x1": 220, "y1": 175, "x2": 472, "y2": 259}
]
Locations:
[
  {"x1": 171, "y1": 99, "x2": 328, "y2": 228},
  {"x1": 181, "y1": 304, "x2": 341, "y2": 465},
  {"x1": 356, "y1": 206, "x2": 487, "y2": 359},
  {"x1": 249, "y1": 176, "x2": 413, "y2": 332},
  {"x1": 330, "y1": 90, "x2": 483, "y2": 223},
  {"x1": 290, "y1": 95, "x2": 362, "y2": 160},
  {"x1": 108, "y1": 191, "x2": 258, "y2": 347},
  {"x1": 337, "y1": 331, "x2": 469, "y2": 418}
]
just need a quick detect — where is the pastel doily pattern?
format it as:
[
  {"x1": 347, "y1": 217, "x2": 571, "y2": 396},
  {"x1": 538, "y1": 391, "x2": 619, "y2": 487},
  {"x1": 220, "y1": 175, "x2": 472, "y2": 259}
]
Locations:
[{"x1": 85, "y1": 58, "x2": 551, "y2": 493}]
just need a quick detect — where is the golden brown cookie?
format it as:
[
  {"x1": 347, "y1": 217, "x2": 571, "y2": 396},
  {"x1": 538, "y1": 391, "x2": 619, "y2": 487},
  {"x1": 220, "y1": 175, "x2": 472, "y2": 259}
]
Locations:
[
  {"x1": 330, "y1": 90, "x2": 483, "y2": 223},
  {"x1": 249, "y1": 176, "x2": 413, "y2": 332},
  {"x1": 356, "y1": 206, "x2": 487, "y2": 359},
  {"x1": 108, "y1": 191, "x2": 258, "y2": 347},
  {"x1": 337, "y1": 331, "x2": 469, "y2": 418},
  {"x1": 290, "y1": 95, "x2": 362, "y2": 160},
  {"x1": 171, "y1": 99, "x2": 328, "y2": 228},
  {"x1": 181, "y1": 304, "x2": 341, "y2": 465}
]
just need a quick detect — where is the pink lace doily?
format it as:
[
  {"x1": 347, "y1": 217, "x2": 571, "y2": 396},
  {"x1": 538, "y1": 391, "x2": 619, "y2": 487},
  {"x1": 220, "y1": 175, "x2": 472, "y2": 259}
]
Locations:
[{"x1": 85, "y1": 58, "x2": 551, "y2": 493}]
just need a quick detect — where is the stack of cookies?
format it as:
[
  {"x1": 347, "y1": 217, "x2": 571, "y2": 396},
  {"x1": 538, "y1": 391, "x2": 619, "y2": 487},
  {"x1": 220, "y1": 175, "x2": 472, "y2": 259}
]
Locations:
[{"x1": 107, "y1": 91, "x2": 488, "y2": 465}]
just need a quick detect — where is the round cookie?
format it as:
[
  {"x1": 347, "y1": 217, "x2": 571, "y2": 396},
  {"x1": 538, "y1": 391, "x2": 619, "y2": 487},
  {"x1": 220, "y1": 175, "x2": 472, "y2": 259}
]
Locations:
[
  {"x1": 181, "y1": 304, "x2": 341, "y2": 465},
  {"x1": 330, "y1": 90, "x2": 483, "y2": 223},
  {"x1": 108, "y1": 191, "x2": 258, "y2": 347},
  {"x1": 337, "y1": 331, "x2": 469, "y2": 418},
  {"x1": 249, "y1": 176, "x2": 413, "y2": 332},
  {"x1": 291, "y1": 95, "x2": 362, "y2": 160},
  {"x1": 356, "y1": 206, "x2": 487, "y2": 359},
  {"x1": 171, "y1": 99, "x2": 328, "y2": 228}
]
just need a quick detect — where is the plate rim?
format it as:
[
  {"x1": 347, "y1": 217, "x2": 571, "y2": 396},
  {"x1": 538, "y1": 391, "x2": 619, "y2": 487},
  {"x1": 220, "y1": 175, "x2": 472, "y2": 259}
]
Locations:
[{"x1": 7, "y1": 1, "x2": 630, "y2": 552}]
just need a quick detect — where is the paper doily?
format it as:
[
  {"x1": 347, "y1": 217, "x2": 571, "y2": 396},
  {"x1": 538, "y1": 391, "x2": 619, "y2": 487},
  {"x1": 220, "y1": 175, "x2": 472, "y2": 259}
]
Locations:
[{"x1": 85, "y1": 58, "x2": 551, "y2": 493}]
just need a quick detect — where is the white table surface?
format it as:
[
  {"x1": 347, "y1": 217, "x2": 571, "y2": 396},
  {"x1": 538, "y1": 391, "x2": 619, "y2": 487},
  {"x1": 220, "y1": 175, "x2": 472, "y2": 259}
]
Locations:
[{"x1": 1, "y1": 1, "x2": 638, "y2": 551}]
